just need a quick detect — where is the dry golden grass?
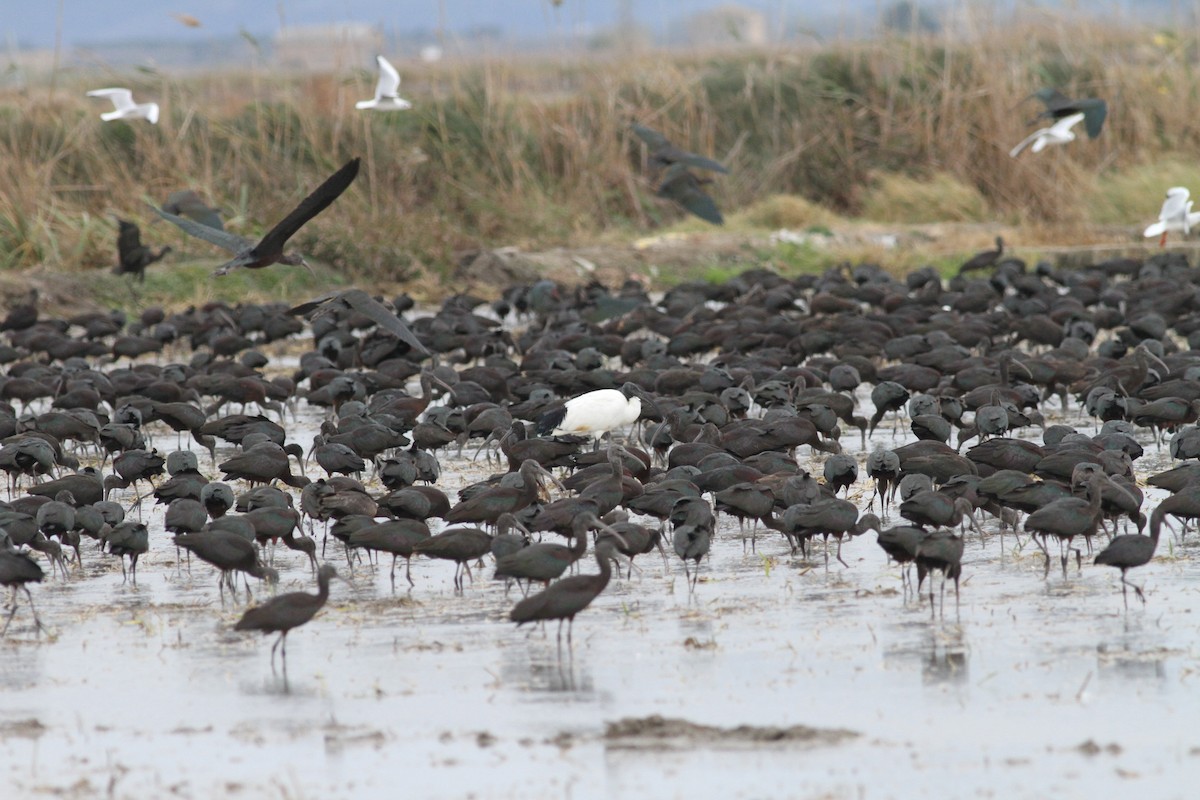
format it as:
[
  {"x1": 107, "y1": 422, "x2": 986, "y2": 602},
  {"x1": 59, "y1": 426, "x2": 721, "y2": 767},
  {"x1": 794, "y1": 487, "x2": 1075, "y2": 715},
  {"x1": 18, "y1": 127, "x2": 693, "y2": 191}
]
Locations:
[
  {"x1": 861, "y1": 172, "x2": 990, "y2": 224},
  {"x1": 2, "y1": 11, "x2": 1199, "y2": 286},
  {"x1": 726, "y1": 195, "x2": 841, "y2": 231}
]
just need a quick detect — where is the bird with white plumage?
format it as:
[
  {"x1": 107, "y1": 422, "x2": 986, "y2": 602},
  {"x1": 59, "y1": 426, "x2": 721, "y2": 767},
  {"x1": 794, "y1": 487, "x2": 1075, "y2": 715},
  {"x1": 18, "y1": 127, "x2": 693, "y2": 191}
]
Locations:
[
  {"x1": 356, "y1": 55, "x2": 412, "y2": 111},
  {"x1": 1144, "y1": 187, "x2": 1200, "y2": 247},
  {"x1": 86, "y1": 88, "x2": 159, "y2": 124},
  {"x1": 535, "y1": 383, "x2": 662, "y2": 445},
  {"x1": 1008, "y1": 111, "x2": 1085, "y2": 157}
]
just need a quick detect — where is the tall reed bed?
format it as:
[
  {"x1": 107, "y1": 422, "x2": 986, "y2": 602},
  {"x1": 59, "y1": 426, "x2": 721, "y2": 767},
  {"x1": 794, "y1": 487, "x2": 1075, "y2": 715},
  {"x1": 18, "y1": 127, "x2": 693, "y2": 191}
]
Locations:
[{"x1": 0, "y1": 13, "x2": 1196, "y2": 279}]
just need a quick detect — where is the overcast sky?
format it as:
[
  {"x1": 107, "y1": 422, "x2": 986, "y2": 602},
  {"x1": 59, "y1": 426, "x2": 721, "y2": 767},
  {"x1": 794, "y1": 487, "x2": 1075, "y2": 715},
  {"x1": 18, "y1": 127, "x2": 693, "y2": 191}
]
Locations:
[{"x1": 6, "y1": 1, "x2": 824, "y2": 49}]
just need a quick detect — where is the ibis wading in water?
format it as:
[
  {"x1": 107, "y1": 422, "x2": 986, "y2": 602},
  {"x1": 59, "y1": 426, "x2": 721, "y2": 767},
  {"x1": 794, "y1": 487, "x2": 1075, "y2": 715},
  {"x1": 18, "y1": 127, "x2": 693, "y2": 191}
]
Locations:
[
  {"x1": 1093, "y1": 496, "x2": 1169, "y2": 608},
  {"x1": 536, "y1": 383, "x2": 662, "y2": 445},
  {"x1": 235, "y1": 563, "x2": 339, "y2": 672}
]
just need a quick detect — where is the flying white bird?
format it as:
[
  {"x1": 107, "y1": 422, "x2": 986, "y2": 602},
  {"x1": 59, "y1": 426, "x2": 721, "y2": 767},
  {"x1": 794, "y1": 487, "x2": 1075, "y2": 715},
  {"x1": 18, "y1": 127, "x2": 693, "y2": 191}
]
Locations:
[
  {"x1": 1008, "y1": 111, "x2": 1085, "y2": 157},
  {"x1": 1144, "y1": 186, "x2": 1200, "y2": 247},
  {"x1": 356, "y1": 55, "x2": 412, "y2": 111},
  {"x1": 86, "y1": 88, "x2": 159, "y2": 124}
]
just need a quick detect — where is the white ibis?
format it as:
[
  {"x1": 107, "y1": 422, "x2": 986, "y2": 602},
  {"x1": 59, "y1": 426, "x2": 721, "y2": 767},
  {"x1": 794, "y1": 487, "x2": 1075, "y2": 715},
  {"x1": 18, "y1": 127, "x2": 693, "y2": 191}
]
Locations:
[
  {"x1": 1009, "y1": 111, "x2": 1086, "y2": 157},
  {"x1": 86, "y1": 88, "x2": 159, "y2": 124},
  {"x1": 535, "y1": 382, "x2": 662, "y2": 445},
  {"x1": 1144, "y1": 187, "x2": 1200, "y2": 247},
  {"x1": 356, "y1": 55, "x2": 412, "y2": 111}
]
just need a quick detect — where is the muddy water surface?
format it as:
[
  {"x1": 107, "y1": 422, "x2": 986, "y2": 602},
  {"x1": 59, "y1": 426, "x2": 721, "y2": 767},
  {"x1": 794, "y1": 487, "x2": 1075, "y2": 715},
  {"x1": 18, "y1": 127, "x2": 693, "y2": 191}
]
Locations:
[{"x1": 2, "y1": 374, "x2": 1199, "y2": 799}]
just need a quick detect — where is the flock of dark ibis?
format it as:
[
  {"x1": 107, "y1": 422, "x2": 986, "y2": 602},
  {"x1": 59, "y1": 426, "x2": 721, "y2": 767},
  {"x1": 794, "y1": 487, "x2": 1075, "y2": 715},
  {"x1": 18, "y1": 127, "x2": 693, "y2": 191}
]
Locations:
[{"x1": 4, "y1": 243, "x2": 1200, "y2": 671}]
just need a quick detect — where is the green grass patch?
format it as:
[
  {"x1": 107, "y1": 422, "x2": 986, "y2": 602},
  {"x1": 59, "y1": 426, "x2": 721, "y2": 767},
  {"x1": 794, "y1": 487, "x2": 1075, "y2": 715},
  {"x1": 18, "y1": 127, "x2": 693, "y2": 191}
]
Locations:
[
  {"x1": 1087, "y1": 157, "x2": 1200, "y2": 226},
  {"x1": 81, "y1": 259, "x2": 341, "y2": 314},
  {"x1": 759, "y1": 240, "x2": 837, "y2": 274}
]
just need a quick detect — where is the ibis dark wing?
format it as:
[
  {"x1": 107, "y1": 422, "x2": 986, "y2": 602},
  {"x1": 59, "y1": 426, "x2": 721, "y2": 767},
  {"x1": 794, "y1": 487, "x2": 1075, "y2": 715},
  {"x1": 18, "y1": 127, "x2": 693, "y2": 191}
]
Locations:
[
  {"x1": 1030, "y1": 89, "x2": 1107, "y2": 137},
  {"x1": 1076, "y1": 98, "x2": 1107, "y2": 139},
  {"x1": 290, "y1": 288, "x2": 429, "y2": 356},
  {"x1": 288, "y1": 290, "x2": 343, "y2": 317},
  {"x1": 660, "y1": 147, "x2": 729, "y2": 174},
  {"x1": 657, "y1": 165, "x2": 723, "y2": 225},
  {"x1": 152, "y1": 204, "x2": 253, "y2": 254},
  {"x1": 251, "y1": 158, "x2": 361, "y2": 258},
  {"x1": 1031, "y1": 87, "x2": 1073, "y2": 112},
  {"x1": 164, "y1": 190, "x2": 225, "y2": 231},
  {"x1": 631, "y1": 123, "x2": 671, "y2": 150}
]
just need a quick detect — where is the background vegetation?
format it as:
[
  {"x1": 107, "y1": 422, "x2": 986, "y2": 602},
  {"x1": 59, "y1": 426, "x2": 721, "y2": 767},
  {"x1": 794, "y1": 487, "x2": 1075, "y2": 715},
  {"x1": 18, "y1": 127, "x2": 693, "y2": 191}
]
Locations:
[{"x1": 2, "y1": 15, "x2": 1199, "y2": 291}]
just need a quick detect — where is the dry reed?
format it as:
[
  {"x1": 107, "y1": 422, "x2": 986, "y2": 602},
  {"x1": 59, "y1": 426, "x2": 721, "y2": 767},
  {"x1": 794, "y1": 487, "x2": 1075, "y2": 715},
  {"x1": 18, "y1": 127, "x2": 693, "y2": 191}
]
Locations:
[{"x1": 1, "y1": 11, "x2": 1197, "y2": 279}]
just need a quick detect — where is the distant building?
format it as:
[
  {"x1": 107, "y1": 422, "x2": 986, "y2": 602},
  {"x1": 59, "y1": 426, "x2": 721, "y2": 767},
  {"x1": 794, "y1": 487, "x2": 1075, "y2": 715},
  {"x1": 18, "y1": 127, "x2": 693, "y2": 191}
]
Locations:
[
  {"x1": 683, "y1": 5, "x2": 768, "y2": 47},
  {"x1": 275, "y1": 23, "x2": 382, "y2": 72}
]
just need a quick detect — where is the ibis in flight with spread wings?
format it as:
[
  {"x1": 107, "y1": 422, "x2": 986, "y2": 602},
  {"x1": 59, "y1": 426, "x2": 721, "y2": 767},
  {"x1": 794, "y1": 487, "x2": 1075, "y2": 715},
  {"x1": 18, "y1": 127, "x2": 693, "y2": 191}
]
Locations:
[{"x1": 153, "y1": 157, "x2": 360, "y2": 276}]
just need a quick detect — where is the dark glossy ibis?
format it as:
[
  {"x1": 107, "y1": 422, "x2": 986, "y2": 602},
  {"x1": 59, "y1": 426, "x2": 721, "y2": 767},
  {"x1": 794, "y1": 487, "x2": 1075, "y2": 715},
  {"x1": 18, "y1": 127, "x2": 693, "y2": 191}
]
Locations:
[
  {"x1": 114, "y1": 219, "x2": 171, "y2": 283},
  {"x1": 823, "y1": 453, "x2": 859, "y2": 496},
  {"x1": 154, "y1": 158, "x2": 360, "y2": 276},
  {"x1": 494, "y1": 511, "x2": 599, "y2": 591},
  {"x1": 656, "y1": 164, "x2": 723, "y2": 225},
  {"x1": 174, "y1": 530, "x2": 279, "y2": 600},
  {"x1": 1093, "y1": 499, "x2": 1168, "y2": 607},
  {"x1": 866, "y1": 448, "x2": 901, "y2": 512},
  {"x1": 412, "y1": 525, "x2": 492, "y2": 589},
  {"x1": 290, "y1": 289, "x2": 428, "y2": 357},
  {"x1": 1023, "y1": 472, "x2": 1107, "y2": 573},
  {"x1": 347, "y1": 518, "x2": 431, "y2": 588},
  {"x1": 444, "y1": 459, "x2": 556, "y2": 526},
  {"x1": 162, "y1": 189, "x2": 224, "y2": 230},
  {"x1": 235, "y1": 564, "x2": 340, "y2": 672},
  {"x1": 509, "y1": 537, "x2": 625, "y2": 647},
  {"x1": 102, "y1": 521, "x2": 149, "y2": 583},
  {"x1": 631, "y1": 123, "x2": 729, "y2": 174},
  {"x1": 915, "y1": 530, "x2": 964, "y2": 616},
  {"x1": 0, "y1": 534, "x2": 45, "y2": 635},
  {"x1": 957, "y1": 236, "x2": 1003, "y2": 275}
]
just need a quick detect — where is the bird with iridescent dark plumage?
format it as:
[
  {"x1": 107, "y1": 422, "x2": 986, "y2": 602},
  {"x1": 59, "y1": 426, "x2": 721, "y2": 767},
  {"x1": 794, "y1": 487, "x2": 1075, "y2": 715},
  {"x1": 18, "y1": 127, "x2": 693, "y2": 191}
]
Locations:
[
  {"x1": 114, "y1": 219, "x2": 171, "y2": 283},
  {"x1": 631, "y1": 123, "x2": 726, "y2": 225},
  {"x1": 153, "y1": 157, "x2": 360, "y2": 276}
]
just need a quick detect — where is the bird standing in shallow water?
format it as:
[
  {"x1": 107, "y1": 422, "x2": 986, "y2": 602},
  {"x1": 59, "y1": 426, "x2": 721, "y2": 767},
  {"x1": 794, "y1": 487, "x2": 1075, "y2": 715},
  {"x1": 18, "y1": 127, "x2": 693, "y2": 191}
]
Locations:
[
  {"x1": 153, "y1": 158, "x2": 360, "y2": 276},
  {"x1": 0, "y1": 535, "x2": 45, "y2": 635},
  {"x1": 235, "y1": 563, "x2": 339, "y2": 672},
  {"x1": 536, "y1": 383, "x2": 662, "y2": 447},
  {"x1": 915, "y1": 529, "x2": 964, "y2": 617},
  {"x1": 1094, "y1": 497, "x2": 1169, "y2": 608},
  {"x1": 510, "y1": 537, "x2": 625, "y2": 647}
]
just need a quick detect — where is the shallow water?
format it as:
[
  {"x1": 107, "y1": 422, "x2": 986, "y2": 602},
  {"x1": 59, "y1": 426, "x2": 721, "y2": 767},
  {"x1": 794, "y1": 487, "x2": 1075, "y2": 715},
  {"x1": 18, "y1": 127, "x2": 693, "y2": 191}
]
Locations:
[{"x1": 1, "y1": 367, "x2": 1199, "y2": 799}]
